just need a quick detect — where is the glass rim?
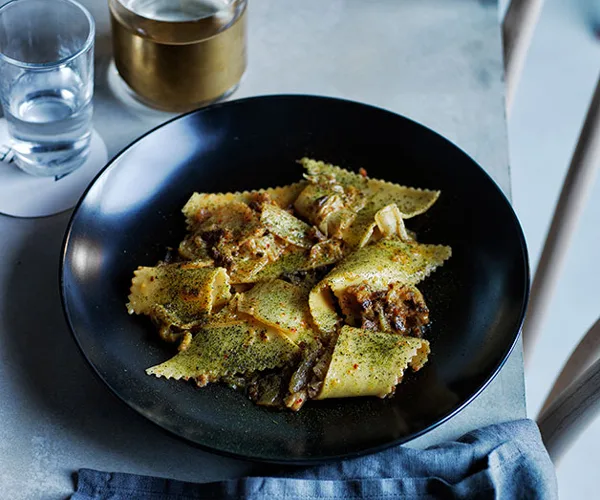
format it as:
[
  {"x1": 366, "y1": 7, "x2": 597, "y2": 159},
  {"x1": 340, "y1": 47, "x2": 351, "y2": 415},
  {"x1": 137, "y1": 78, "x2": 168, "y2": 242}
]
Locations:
[
  {"x1": 0, "y1": 0, "x2": 95, "y2": 70},
  {"x1": 113, "y1": 0, "x2": 244, "y2": 24}
]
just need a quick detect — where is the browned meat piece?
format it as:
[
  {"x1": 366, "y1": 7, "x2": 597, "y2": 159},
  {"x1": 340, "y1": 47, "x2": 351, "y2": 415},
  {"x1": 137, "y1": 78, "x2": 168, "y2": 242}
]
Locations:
[
  {"x1": 183, "y1": 199, "x2": 288, "y2": 276},
  {"x1": 343, "y1": 282, "x2": 430, "y2": 336},
  {"x1": 247, "y1": 191, "x2": 277, "y2": 212}
]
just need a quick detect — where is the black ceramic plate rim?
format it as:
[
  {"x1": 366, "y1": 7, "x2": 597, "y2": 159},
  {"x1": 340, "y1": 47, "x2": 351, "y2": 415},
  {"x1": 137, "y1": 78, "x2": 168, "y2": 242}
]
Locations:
[{"x1": 59, "y1": 94, "x2": 530, "y2": 464}]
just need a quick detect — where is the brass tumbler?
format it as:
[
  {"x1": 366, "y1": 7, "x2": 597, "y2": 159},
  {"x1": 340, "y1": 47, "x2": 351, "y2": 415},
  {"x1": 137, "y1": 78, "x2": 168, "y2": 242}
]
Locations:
[{"x1": 109, "y1": 0, "x2": 247, "y2": 112}]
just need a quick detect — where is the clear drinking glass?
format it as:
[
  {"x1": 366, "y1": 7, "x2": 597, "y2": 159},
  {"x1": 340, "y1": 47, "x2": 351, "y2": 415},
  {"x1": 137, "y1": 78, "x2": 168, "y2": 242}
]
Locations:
[{"x1": 0, "y1": 0, "x2": 95, "y2": 177}]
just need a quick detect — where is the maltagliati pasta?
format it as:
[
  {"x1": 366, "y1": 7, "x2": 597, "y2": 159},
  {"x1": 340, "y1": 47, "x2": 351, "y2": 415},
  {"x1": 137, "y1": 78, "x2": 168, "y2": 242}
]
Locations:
[{"x1": 127, "y1": 159, "x2": 451, "y2": 411}]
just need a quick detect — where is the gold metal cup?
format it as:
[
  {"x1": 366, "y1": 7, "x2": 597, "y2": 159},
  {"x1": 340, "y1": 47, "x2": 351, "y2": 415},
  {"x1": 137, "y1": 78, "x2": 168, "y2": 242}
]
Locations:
[{"x1": 109, "y1": 0, "x2": 247, "y2": 112}]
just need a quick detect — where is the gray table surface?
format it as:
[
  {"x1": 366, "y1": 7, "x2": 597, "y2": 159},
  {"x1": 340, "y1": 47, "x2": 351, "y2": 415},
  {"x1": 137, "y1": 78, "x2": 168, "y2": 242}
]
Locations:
[{"x1": 0, "y1": 1, "x2": 525, "y2": 498}]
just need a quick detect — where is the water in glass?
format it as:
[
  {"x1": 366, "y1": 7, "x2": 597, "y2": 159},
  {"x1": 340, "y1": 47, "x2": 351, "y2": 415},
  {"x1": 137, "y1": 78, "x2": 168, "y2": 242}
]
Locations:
[{"x1": 5, "y1": 66, "x2": 93, "y2": 176}]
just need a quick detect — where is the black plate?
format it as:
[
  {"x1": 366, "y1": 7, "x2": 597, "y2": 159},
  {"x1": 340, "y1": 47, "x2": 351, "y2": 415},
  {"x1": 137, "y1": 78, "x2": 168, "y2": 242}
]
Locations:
[{"x1": 61, "y1": 95, "x2": 529, "y2": 463}]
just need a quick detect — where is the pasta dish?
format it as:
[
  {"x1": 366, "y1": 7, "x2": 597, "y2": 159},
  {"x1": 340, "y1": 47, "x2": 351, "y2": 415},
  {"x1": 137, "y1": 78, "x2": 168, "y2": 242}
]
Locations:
[{"x1": 127, "y1": 159, "x2": 451, "y2": 411}]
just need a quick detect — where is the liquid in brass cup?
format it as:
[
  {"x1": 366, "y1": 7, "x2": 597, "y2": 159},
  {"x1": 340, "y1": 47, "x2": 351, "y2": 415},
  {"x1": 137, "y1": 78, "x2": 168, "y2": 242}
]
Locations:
[{"x1": 109, "y1": 0, "x2": 247, "y2": 112}]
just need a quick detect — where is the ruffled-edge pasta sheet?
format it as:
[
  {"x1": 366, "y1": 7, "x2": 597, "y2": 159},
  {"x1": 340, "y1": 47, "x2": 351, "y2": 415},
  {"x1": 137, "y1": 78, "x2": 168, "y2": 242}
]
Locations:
[
  {"x1": 178, "y1": 179, "x2": 345, "y2": 284},
  {"x1": 146, "y1": 279, "x2": 317, "y2": 383},
  {"x1": 295, "y1": 158, "x2": 440, "y2": 246},
  {"x1": 237, "y1": 279, "x2": 317, "y2": 345},
  {"x1": 146, "y1": 319, "x2": 300, "y2": 384},
  {"x1": 315, "y1": 326, "x2": 430, "y2": 399},
  {"x1": 309, "y1": 238, "x2": 452, "y2": 334},
  {"x1": 182, "y1": 182, "x2": 307, "y2": 227},
  {"x1": 127, "y1": 264, "x2": 231, "y2": 328}
]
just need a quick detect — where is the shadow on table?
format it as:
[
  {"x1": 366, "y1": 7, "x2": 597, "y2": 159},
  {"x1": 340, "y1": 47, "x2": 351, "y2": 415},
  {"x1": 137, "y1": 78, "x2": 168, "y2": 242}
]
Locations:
[{"x1": 1, "y1": 214, "x2": 257, "y2": 492}]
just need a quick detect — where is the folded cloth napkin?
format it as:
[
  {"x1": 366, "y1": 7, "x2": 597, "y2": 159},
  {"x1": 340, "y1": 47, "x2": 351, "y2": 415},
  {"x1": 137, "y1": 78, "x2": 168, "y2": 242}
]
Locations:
[{"x1": 72, "y1": 419, "x2": 557, "y2": 500}]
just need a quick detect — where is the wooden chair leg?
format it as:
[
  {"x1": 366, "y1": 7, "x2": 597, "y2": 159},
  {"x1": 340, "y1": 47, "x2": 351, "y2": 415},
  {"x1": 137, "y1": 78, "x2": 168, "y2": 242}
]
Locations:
[
  {"x1": 503, "y1": 0, "x2": 545, "y2": 115},
  {"x1": 539, "y1": 317, "x2": 600, "y2": 415},
  {"x1": 521, "y1": 77, "x2": 600, "y2": 366},
  {"x1": 538, "y1": 356, "x2": 600, "y2": 464}
]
